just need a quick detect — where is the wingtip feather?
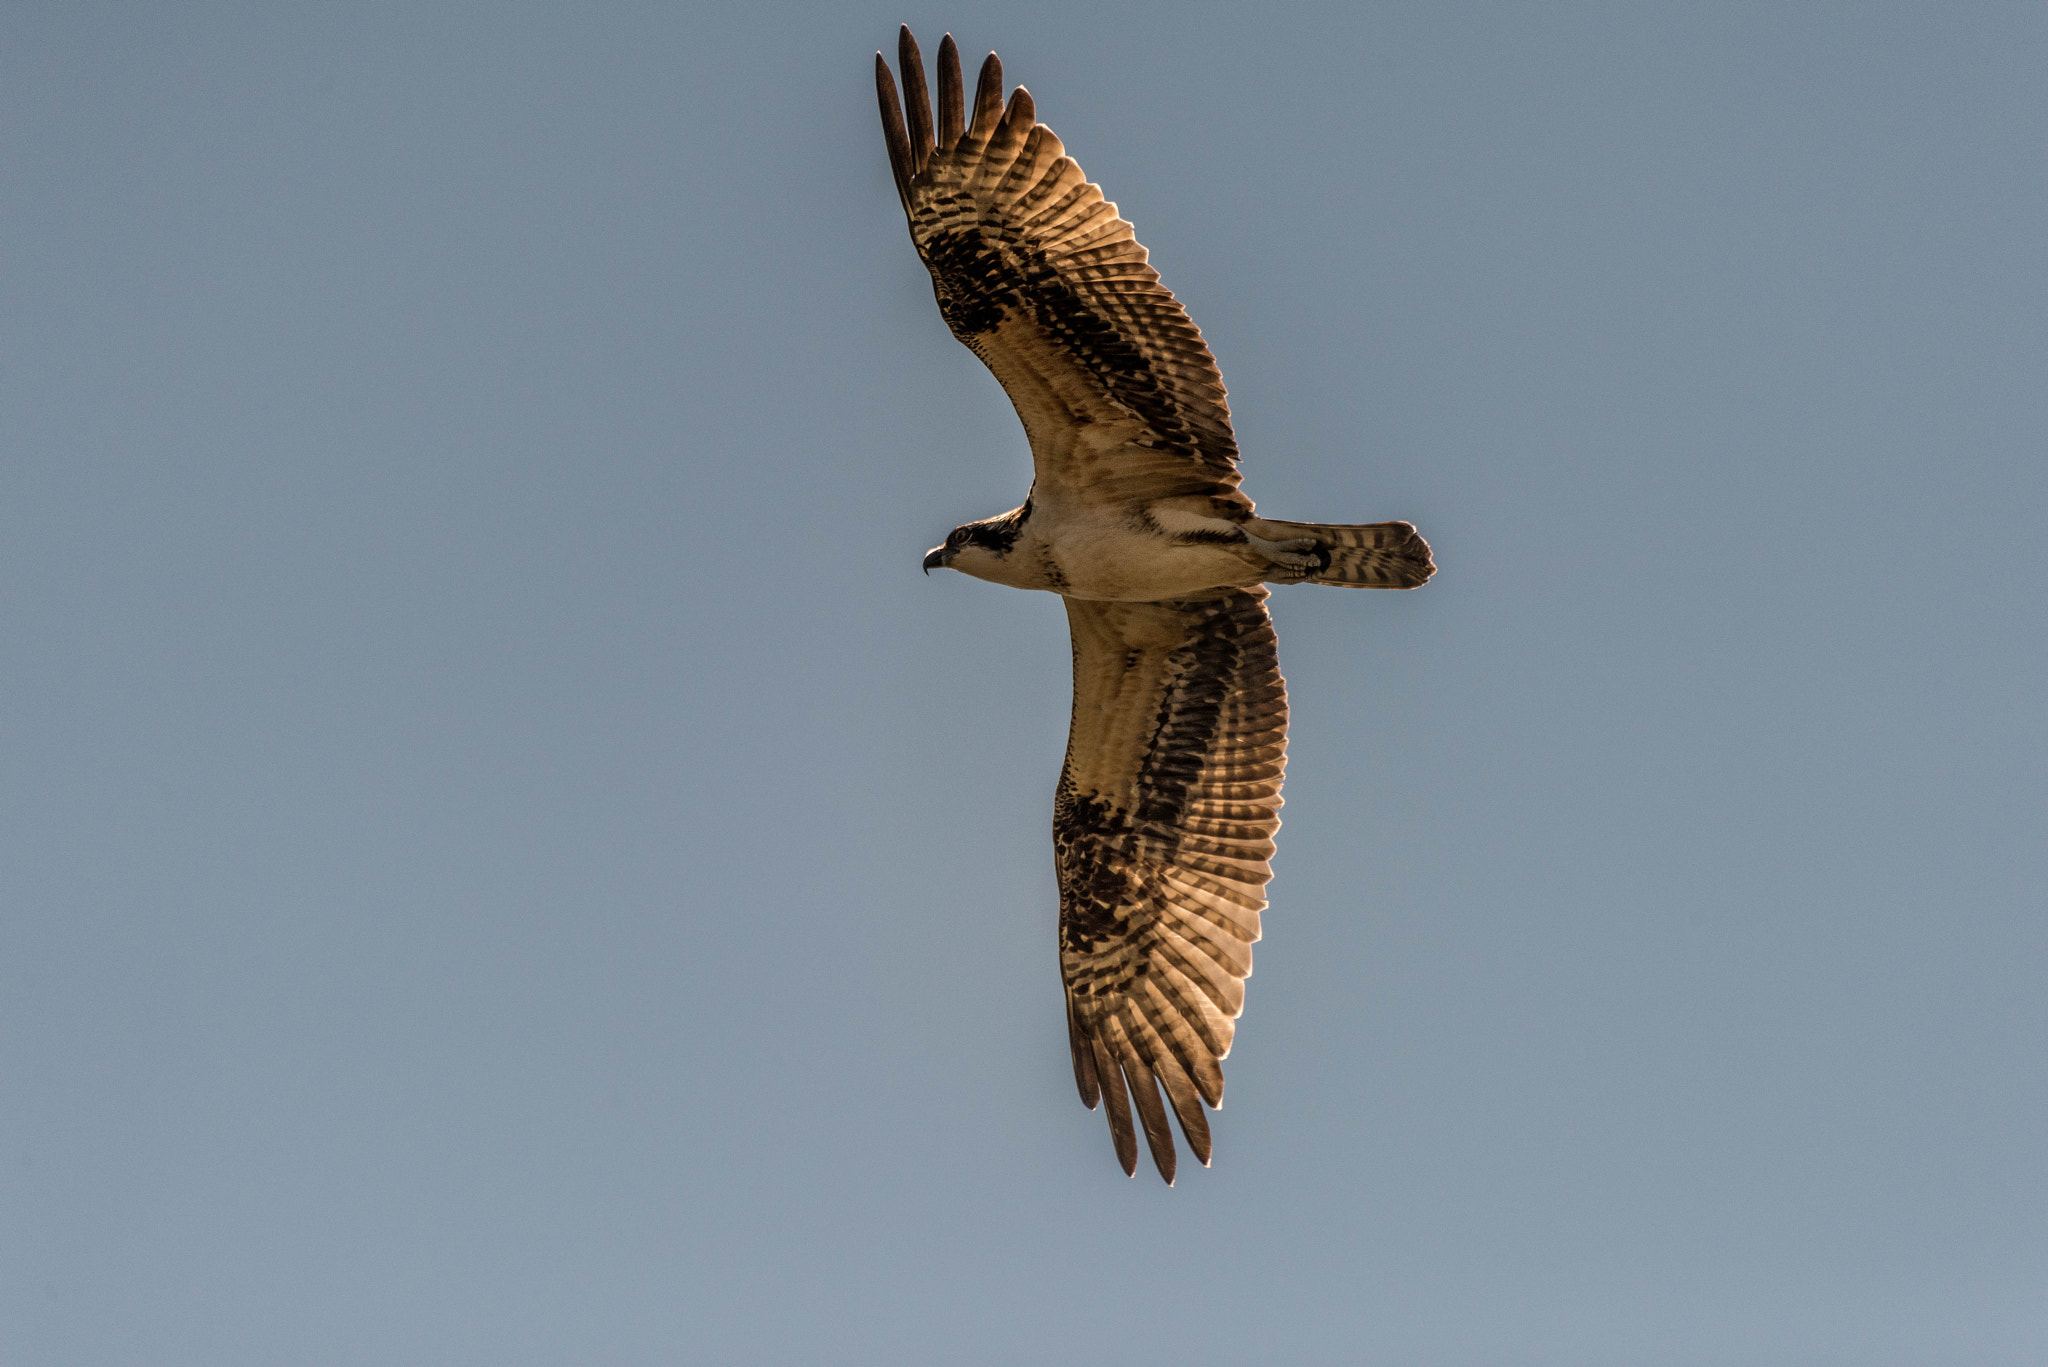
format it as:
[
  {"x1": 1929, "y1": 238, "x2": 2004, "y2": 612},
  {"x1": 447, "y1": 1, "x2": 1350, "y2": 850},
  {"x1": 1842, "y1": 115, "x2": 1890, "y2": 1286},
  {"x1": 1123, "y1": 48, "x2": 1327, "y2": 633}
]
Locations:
[
  {"x1": 1111, "y1": 1022, "x2": 1180, "y2": 1184},
  {"x1": 936, "y1": 34, "x2": 964, "y2": 149},
  {"x1": 873, "y1": 54, "x2": 913, "y2": 212},
  {"x1": 1005, "y1": 85, "x2": 1036, "y2": 128},
  {"x1": 1067, "y1": 996, "x2": 1102, "y2": 1109},
  {"x1": 968, "y1": 51, "x2": 1004, "y2": 143},
  {"x1": 896, "y1": 27, "x2": 933, "y2": 176},
  {"x1": 1091, "y1": 1034, "x2": 1139, "y2": 1177}
]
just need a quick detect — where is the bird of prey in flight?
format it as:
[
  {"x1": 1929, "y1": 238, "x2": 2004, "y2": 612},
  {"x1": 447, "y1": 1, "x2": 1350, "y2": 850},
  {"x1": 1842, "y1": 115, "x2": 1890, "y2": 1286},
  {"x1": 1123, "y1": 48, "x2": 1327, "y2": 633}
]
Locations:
[{"x1": 876, "y1": 27, "x2": 1433, "y2": 1183}]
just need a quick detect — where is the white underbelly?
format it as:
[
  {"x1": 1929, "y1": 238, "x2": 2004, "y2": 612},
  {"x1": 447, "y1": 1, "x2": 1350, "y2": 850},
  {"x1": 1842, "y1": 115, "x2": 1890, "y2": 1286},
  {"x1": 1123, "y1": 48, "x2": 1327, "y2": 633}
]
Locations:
[{"x1": 1039, "y1": 519, "x2": 1260, "y2": 602}]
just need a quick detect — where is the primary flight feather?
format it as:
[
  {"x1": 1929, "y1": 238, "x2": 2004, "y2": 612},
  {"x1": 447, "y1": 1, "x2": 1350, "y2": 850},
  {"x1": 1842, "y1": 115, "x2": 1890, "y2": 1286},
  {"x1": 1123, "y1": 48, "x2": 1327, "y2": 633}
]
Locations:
[{"x1": 877, "y1": 26, "x2": 1433, "y2": 1183}]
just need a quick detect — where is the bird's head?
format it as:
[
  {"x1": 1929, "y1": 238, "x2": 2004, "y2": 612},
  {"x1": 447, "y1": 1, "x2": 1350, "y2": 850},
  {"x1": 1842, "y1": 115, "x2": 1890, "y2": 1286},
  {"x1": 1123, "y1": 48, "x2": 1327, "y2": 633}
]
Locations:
[{"x1": 922, "y1": 503, "x2": 1030, "y2": 582}]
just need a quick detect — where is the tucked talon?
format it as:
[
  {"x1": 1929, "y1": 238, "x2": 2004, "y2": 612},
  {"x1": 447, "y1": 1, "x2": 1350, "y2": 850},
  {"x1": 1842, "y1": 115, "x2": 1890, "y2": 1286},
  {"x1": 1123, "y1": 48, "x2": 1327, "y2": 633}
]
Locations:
[{"x1": 1244, "y1": 532, "x2": 1323, "y2": 571}]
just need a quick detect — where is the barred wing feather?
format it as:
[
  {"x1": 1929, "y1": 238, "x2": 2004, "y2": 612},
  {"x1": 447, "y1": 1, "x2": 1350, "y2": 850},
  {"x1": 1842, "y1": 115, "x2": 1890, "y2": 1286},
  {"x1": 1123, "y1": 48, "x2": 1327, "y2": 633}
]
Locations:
[
  {"x1": 876, "y1": 29, "x2": 1243, "y2": 501},
  {"x1": 1056, "y1": 588, "x2": 1286, "y2": 1182}
]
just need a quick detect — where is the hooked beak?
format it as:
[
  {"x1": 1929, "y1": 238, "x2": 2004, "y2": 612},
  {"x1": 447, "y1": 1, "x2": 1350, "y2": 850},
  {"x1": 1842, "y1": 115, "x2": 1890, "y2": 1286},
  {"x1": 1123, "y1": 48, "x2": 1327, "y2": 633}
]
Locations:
[{"x1": 922, "y1": 545, "x2": 952, "y2": 575}]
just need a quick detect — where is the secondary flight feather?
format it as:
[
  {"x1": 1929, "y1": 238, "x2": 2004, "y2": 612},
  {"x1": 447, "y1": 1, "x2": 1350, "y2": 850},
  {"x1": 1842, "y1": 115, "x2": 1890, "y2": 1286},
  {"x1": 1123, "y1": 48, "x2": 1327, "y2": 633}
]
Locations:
[{"x1": 877, "y1": 26, "x2": 1433, "y2": 1182}]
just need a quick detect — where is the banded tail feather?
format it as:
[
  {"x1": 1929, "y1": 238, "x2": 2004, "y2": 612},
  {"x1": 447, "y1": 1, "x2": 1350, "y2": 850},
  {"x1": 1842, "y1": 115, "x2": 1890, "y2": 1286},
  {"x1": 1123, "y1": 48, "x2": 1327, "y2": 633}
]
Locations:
[{"x1": 1252, "y1": 518, "x2": 1435, "y2": 589}]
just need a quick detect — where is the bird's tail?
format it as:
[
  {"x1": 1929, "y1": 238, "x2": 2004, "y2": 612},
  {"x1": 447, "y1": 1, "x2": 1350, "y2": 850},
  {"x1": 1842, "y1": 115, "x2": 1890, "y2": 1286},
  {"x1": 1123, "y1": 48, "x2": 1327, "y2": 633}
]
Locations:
[{"x1": 1249, "y1": 518, "x2": 1435, "y2": 589}]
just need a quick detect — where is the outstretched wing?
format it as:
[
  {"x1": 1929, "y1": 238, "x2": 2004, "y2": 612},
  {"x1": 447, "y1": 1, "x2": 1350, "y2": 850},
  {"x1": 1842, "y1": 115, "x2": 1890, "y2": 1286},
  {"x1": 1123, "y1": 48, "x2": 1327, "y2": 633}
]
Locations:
[
  {"x1": 1056, "y1": 588, "x2": 1287, "y2": 1182},
  {"x1": 876, "y1": 28, "x2": 1244, "y2": 502}
]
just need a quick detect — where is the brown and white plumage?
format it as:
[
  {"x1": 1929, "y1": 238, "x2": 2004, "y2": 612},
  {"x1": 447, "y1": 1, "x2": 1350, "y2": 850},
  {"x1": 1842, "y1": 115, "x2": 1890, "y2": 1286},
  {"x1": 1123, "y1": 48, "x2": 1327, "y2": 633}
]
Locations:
[
  {"x1": 1057, "y1": 590, "x2": 1284, "y2": 1182},
  {"x1": 878, "y1": 28, "x2": 1432, "y2": 1182},
  {"x1": 876, "y1": 31, "x2": 1240, "y2": 503}
]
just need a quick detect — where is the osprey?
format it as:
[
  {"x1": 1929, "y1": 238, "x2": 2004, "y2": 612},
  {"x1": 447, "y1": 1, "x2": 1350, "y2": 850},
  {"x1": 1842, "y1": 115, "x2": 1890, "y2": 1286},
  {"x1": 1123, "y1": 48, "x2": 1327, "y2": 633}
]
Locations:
[{"x1": 877, "y1": 27, "x2": 1433, "y2": 1183}]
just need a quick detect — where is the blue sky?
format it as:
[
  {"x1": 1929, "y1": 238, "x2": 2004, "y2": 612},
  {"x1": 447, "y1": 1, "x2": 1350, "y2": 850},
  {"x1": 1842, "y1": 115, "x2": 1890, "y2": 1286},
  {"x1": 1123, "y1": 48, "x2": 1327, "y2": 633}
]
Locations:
[{"x1": 3, "y1": 3, "x2": 2044, "y2": 1362}]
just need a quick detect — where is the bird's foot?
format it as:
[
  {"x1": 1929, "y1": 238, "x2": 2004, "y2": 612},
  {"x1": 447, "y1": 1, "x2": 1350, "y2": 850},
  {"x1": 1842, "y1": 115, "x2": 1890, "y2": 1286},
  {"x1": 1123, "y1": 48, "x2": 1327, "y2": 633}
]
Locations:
[{"x1": 1244, "y1": 533, "x2": 1324, "y2": 574}]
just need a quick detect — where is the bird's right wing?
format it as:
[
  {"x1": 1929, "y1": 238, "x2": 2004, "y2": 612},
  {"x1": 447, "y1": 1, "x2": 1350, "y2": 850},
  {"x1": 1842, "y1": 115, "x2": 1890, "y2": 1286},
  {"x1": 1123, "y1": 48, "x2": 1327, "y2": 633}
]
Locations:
[
  {"x1": 1055, "y1": 588, "x2": 1287, "y2": 1182},
  {"x1": 877, "y1": 28, "x2": 1245, "y2": 505}
]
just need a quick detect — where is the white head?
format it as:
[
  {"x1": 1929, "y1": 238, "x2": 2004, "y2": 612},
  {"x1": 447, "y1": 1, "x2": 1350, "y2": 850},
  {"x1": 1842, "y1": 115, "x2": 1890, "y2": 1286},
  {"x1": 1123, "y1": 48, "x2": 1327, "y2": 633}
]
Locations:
[{"x1": 921, "y1": 501, "x2": 1035, "y2": 586}]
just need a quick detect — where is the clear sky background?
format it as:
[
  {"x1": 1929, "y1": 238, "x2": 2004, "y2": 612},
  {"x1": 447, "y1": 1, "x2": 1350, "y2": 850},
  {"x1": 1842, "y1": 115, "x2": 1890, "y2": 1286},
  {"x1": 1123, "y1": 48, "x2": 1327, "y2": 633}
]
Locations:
[{"x1": 3, "y1": 3, "x2": 2043, "y2": 1363}]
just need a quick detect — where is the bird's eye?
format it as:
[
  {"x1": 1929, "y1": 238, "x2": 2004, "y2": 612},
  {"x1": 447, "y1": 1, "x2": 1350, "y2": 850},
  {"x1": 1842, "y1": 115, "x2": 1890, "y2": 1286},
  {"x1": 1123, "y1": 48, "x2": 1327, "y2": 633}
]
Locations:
[{"x1": 949, "y1": 528, "x2": 969, "y2": 547}]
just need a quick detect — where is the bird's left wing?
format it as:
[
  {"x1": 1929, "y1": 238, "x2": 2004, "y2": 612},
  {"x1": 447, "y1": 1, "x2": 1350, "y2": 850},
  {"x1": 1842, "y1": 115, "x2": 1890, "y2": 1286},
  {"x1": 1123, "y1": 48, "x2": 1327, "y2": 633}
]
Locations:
[
  {"x1": 876, "y1": 29, "x2": 1244, "y2": 503},
  {"x1": 1056, "y1": 588, "x2": 1287, "y2": 1182}
]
